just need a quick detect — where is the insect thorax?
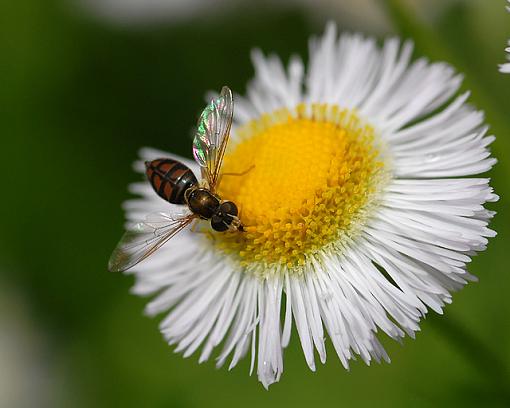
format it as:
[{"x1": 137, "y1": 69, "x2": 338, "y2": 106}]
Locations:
[{"x1": 185, "y1": 188, "x2": 221, "y2": 219}]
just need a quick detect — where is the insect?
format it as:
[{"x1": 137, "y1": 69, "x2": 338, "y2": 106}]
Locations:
[{"x1": 109, "y1": 86, "x2": 243, "y2": 273}]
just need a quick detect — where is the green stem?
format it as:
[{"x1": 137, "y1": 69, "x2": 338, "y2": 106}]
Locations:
[{"x1": 429, "y1": 314, "x2": 510, "y2": 399}]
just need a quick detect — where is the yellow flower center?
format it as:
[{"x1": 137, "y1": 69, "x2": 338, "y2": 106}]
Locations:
[{"x1": 215, "y1": 104, "x2": 388, "y2": 274}]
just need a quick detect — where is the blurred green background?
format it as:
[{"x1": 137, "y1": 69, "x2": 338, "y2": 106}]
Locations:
[{"x1": 1, "y1": 0, "x2": 509, "y2": 407}]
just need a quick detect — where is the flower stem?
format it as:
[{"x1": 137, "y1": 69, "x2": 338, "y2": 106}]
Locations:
[{"x1": 428, "y1": 314, "x2": 510, "y2": 401}]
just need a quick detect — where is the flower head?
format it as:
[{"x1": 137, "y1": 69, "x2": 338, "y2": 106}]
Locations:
[{"x1": 120, "y1": 23, "x2": 497, "y2": 388}]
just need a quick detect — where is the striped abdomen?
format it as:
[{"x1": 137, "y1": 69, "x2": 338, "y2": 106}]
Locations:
[{"x1": 145, "y1": 158, "x2": 198, "y2": 204}]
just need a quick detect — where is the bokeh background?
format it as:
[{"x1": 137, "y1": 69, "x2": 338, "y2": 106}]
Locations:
[{"x1": 1, "y1": 0, "x2": 509, "y2": 406}]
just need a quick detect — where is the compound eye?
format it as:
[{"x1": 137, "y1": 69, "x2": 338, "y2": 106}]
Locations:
[
  {"x1": 211, "y1": 214, "x2": 229, "y2": 232},
  {"x1": 219, "y1": 201, "x2": 238, "y2": 216}
]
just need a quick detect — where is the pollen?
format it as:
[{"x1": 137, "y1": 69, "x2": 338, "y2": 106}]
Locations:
[{"x1": 215, "y1": 104, "x2": 388, "y2": 274}]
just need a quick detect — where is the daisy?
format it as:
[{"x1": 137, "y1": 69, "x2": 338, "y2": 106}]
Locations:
[
  {"x1": 117, "y1": 23, "x2": 497, "y2": 388},
  {"x1": 500, "y1": 1, "x2": 510, "y2": 73}
]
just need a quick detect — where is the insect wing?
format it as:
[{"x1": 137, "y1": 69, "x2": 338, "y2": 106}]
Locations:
[
  {"x1": 192, "y1": 86, "x2": 233, "y2": 191},
  {"x1": 108, "y1": 212, "x2": 195, "y2": 272}
]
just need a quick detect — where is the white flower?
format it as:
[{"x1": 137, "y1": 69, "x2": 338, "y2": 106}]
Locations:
[
  {"x1": 500, "y1": 0, "x2": 510, "y2": 73},
  {"x1": 120, "y1": 23, "x2": 497, "y2": 388},
  {"x1": 499, "y1": 41, "x2": 510, "y2": 73}
]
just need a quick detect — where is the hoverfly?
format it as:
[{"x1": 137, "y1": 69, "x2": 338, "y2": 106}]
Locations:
[{"x1": 109, "y1": 86, "x2": 243, "y2": 273}]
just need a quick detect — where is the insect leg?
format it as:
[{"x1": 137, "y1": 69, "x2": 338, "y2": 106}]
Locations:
[
  {"x1": 221, "y1": 164, "x2": 255, "y2": 178},
  {"x1": 227, "y1": 215, "x2": 244, "y2": 232},
  {"x1": 218, "y1": 164, "x2": 256, "y2": 185}
]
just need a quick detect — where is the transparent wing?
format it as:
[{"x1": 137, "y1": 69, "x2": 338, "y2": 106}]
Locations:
[
  {"x1": 192, "y1": 86, "x2": 233, "y2": 192},
  {"x1": 108, "y1": 212, "x2": 196, "y2": 272}
]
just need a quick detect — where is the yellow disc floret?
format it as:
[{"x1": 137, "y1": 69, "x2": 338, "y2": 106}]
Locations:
[{"x1": 215, "y1": 103, "x2": 388, "y2": 275}]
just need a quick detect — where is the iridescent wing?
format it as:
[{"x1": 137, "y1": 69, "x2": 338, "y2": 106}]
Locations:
[
  {"x1": 192, "y1": 86, "x2": 233, "y2": 192},
  {"x1": 108, "y1": 212, "x2": 196, "y2": 272}
]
